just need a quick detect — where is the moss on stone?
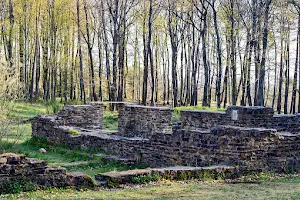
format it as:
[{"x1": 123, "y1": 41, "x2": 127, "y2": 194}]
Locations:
[{"x1": 68, "y1": 129, "x2": 80, "y2": 135}]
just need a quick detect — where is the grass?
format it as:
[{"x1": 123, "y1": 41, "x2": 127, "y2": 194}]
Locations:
[
  {"x1": 7, "y1": 100, "x2": 63, "y2": 120},
  {"x1": 1, "y1": 101, "x2": 300, "y2": 199},
  {"x1": 3, "y1": 177, "x2": 300, "y2": 199},
  {"x1": 103, "y1": 111, "x2": 118, "y2": 131},
  {"x1": 172, "y1": 106, "x2": 226, "y2": 122}
]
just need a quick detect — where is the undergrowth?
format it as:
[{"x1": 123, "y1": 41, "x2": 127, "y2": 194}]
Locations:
[
  {"x1": 103, "y1": 111, "x2": 118, "y2": 130},
  {"x1": 0, "y1": 179, "x2": 37, "y2": 195},
  {"x1": 131, "y1": 174, "x2": 160, "y2": 184}
]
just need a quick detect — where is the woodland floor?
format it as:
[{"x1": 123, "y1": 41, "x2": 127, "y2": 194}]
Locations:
[{"x1": 0, "y1": 102, "x2": 299, "y2": 200}]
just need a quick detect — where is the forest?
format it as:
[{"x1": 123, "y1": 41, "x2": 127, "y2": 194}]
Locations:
[{"x1": 0, "y1": 0, "x2": 299, "y2": 113}]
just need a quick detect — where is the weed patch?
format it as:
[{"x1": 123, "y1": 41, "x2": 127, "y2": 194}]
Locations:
[
  {"x1": 131, "y1": 174, "x2": 160, "y2": 184},
  {"x1": 0, "y1": 179, "x2": 37, "y2": 195}
]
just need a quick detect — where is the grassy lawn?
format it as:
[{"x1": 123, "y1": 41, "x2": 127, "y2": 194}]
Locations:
[
  {"x1": 3, "y1": 177, "x2": 300, "y2": 199},
  {"x1": 1, "y1": 102, "x2": 300, "y2": 199}
]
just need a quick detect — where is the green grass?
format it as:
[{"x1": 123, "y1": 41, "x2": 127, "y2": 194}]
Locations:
[
  {"x1": 3, "y1": 177, "x2": 300, "y2": 199},
  {"x1": 7, "y1": 101, "x2": 61, "y2": 120},
  {"x1": 172, "y1": 106, "x2": 226, "y2": 122},
  {"x1": 65, "y1": 161, "x2": 147, "y2": 177},
  {"x1": 103, "y1": 111, "x2": 118, "y2": 130}
]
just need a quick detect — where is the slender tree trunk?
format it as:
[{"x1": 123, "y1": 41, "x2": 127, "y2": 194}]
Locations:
[
  {"x1": 258, "y1": 0, "x2": 272, "y2": 106},
  {"x1": 8, "y1": 0, "x2": 14, "y2": 70},
  {"x1": 101, "y1": 2, "x2": 111, "y2": 102},
  {"x1": 284, "y1": 29, "x2": 290, "y2": 114},
  {"x1": 98, "y1": 33, "x2": 103, "y2": 101},
  {"x1": 148, "y1": 0, "x2": 155, "y2": 106},
  {"x1": 223, "y1": 35, "x2": 230, "y2": 108},
  {"x1": 230, "y1": 0, "x2": 237, "y2": 105},
  {"x1": 142, "y1": 12, "x2": 148, "y2": 105},
  {"x1": 77, "y1": 0, "x2": 86, "y2": 103},
  {"x1": 291, "y1": 16, "x2": 299, "y2": 113},
  {"x1": 272, "y1": 37, "x2": 277, "y2": 109},
  {"x1": 277, "y1": 32, "x2": 284, "y2": 114},
  {"x1": 83, "y1": 0, "x2": 97, "y2": 101},
  {"x1": 202, "y1": 13, "x2": 209, "y2": 107},
  {"x1": 211, "y1": 3, "x2": 222, "y2": 108}
]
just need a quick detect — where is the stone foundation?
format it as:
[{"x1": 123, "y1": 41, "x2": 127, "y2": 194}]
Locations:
[
  {"x1": 0, "y1": 153, "x2": 94, "y2": 190},
  {"x1": 32, "y1": 104, "x2": 300, "y2": 174},
  {"x1": 95, "y1": 165, "x2": 237, "y2": 186}
]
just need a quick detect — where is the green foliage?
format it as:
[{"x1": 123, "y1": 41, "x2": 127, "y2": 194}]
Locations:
[
  {"x1": 199, "y1": 170, "x2": 214, "y2": 180},
  {"x1": 44, "y1": 100, "x2": 63, "y2": 114},
  {"x1": 0, "y1": 179, "x2": 37, "y2": 195},
  {"x1": 288, "y1": 168, "x2": 296, "y2": 174},
  {"x1": 68, "y1": 128, "x2": 80, "y2": 135},
  {"x1": 103, "y1": 111, "x2": 118, "y2": 131},
  {"x1": 176, "y1": 171, "x2": 192, "y2": 180},
  {"x1": 131, "y1": 174, "x2": 160, "y2": 184},
  {"x1": 65, "y1": 99, "x2": 84, "y2": 106}
]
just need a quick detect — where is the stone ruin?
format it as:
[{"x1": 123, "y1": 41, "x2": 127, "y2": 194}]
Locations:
[
  {"x1": 31, "y1": 103, "x2": 300, "y2": 184},
  {"x1": 0, "y1": 153, "x2": 94, "y2": 191}
]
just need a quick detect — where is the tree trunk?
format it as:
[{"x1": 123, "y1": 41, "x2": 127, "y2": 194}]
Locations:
[
  {"x1": 258, "y1": 0, "x2": 271, "y2": 106},
  {"x1": 77, "y1": 0, "x2": 86, "y2": 103},
  {"x1": 230, "y1": 0, "x2": 237, "y2": 105},
  {"x1": 291, "y1": 15, "x2": 299, "y2": 113}
]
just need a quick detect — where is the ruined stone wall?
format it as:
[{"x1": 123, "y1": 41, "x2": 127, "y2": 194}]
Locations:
[
  {"x1": 271, "y1": 114, "x2": 300, "y2": 133},
  {"x1": 32, "y1": 115, "x2": 73, "y2": 144},
  {"x1": 32, "y1": 115, "x2": 300, "y2": 173},
  {"x1": 32, "y1": 104, "x2": 300, "y2": 173},
  {"x1": 180, "y1": 110, "x2": 226, "y2": 130},
  {"x1": 0, "y1": 153, "x2": 94, "y2": 190},
  {"x1": 56, "y1": 104, "x2": 103, "y2": 129},
  {"x1": 118, "y1": 104, "x2": 172, "y2": 138},
  {"x1": 181, "y1": 106, "x2": 300, "y2": 133}
]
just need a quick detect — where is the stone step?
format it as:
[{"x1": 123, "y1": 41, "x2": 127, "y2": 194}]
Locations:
[{"x1": 95, "y1": 165, "x2": 237, "y2": 186}]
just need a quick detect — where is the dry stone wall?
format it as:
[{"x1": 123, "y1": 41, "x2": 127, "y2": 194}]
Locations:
[
  {"x1": 180, "y1": 110, "x2": 225, "y2": 130},
  {"x1": 0, "y1": 153, "x2": 94, "y2": 190},
  {"x1": 57, "y1": 104, "x2": 103, "y2": 129},
  {"x1": 118, "y1": 104, "x2": 172, "y2": 138},
  {"x1": 31, "y1": 104, "x2": 300, "y2": 173},
  {"x1": 181, "y1": 106, "x2": 300, "y2": 133},
  {"x1": 32, "y1": 118, "x2": 300, "y2": 172}
]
